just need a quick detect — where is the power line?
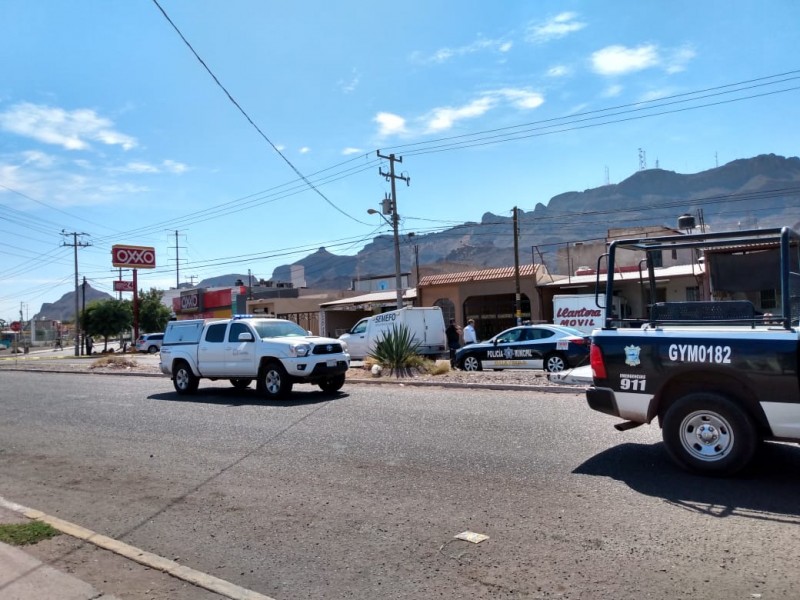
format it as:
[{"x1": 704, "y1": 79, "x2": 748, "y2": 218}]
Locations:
[{"x1": 150, "y1": 0, "x2": 369, "y2": 226}]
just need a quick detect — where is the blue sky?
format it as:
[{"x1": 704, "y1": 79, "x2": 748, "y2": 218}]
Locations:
[{"x1": 2, "y1": 1, "x2": 799, "y2": 323}]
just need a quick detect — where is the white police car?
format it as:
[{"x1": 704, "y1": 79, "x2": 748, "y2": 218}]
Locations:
[{"x1": 455, "y1": 324, "x2": 590, "y2": 372}]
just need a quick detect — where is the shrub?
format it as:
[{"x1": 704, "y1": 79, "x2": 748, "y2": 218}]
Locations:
[{"x1": 368, "y1": 324, "x2": 422, "y2": 374}]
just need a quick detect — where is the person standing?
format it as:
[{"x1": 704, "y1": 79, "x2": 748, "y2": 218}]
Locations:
[
  {"x1": 463, "y1": 319, "x2": 477, "y2": 345},
  {"x1": 446, "y1": 318, "x2": 461, "y2": 368}
]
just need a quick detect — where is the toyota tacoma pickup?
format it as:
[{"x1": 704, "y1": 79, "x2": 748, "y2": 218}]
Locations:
[
  {"x1": 586, "y1": 227, "x2": 800, "y2": 475},
  {"x1": 159, "y1": 316, "x2": 350, "y2": 397}
]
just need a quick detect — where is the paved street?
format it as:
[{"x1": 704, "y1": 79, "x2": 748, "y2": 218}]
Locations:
[{"x1": 1, "y1": 371, "x2": 799, "y2": 599}]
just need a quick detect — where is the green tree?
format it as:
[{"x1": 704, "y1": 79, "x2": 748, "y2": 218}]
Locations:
[
  {"x1": 82, "y1": 299, "x2": 133, "y2": 352},
  {"x1": 137, "y1": 288, "x2": 173, "y2": 333}
]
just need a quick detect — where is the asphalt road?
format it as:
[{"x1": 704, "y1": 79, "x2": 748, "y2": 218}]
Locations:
[{"x1": 1, "y1": 371, "x2": 799, "y2": 599}]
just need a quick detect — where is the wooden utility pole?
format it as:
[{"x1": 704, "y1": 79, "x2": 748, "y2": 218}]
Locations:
[{"x1": 377, "y1": 151, "x2": 410, "y2": 310}]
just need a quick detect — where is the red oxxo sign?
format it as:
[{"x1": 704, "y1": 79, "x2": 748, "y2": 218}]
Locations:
[{"x1": 111, "y1": 245, "x2": 156, "y2": 269}]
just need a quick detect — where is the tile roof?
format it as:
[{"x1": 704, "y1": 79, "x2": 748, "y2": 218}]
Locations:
[{"x1": 418, "y1": 264, "x2": 540, "y2": 286}]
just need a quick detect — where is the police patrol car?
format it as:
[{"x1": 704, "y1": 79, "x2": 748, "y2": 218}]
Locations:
[
  {"x1": 455, "y1": 324, "x2": 589, "y2": 373},
  {"x1": 586, "y1": 227, "x2": 800, "y2": 475}
]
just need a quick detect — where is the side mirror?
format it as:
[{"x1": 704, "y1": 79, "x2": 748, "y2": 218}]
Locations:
[{"x1": 238, "y1": 332, "x2": 254, "y2": 342}]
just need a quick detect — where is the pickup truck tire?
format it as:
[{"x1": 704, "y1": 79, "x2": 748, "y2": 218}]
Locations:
[
  {"x1": 259, "y1": 361, "x2": 292, "y2": 398},
  {"x1": 319, "y1": 374, "x2": 345, "y2": 393},
  {"x1": 173, "y1": 361, "x2": 199, "y2": 395},
  {"x1": 661, "y1": 392, "x2": 758, "y2": 476},
  {"x1": 544, "y1": 352, "x2": 567, "y2": 372},
  {"x1": 230, "y1": 378, "x2": 253, "y2": 390},
  {"x1": 460, "y1": 356, "x2": 482, "y2": 371}
]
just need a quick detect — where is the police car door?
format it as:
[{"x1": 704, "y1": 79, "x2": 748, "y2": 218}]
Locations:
[{"x1": 484, "y1": 327, "x2": 533, "y2": 369}]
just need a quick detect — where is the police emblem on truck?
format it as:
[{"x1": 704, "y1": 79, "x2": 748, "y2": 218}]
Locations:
[{"x1": 624, "y1": 345, "x2": 641, "y2": 367}]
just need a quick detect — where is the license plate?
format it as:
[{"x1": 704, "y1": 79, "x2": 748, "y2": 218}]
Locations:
[{"x1": 327, "y1": 359, "x2": 337, "y2": 367}]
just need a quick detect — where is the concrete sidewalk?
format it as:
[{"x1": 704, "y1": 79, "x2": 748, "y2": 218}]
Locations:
[
  {"x1": 0, "y1": 506, "x2": 119, "y2": 600},
  {"x1": 0, "y1": 542, "x2": 120, "y2": 600}
]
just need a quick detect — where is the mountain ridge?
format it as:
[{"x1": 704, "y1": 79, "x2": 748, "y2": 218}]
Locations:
[{"x1": 274, "y1": 153, "x2": 800, "y2": 288}]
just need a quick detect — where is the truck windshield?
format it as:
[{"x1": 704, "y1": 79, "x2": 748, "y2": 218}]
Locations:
[{"x1": 252, "y1": 320, "x2": 308, "y2": 339}]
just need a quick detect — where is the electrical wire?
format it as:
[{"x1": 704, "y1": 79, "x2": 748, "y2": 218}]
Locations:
[{"x1": 151, "y1": 0, "x2": 371, "y2": 226}]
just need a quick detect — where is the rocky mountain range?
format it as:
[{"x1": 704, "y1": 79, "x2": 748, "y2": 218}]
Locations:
[
  {"x1": 34, "y1": 284, "x2": 113, "y2": 322},
  {"x1": 273, "y1": 154, "x2": 800, "y2": 288},
  {"x1": 31, "y1": 154, "x2": 800, "y2": 321}
]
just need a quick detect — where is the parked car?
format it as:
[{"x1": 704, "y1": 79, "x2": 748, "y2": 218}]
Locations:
[
  {"x1": 136, "y1": 333, "x2": 164, "y2": 354},
  {"x1": 455, "y1": 324, "x2": 590, "y2": 372}
]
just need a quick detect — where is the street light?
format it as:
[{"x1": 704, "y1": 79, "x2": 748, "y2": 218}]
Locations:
[{"x1": 368, "y1": 204, "x2": 403, "y2": 310}]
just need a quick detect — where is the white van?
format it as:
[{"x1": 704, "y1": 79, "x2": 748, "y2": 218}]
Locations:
[{"x1": 339, "y1": 307, "x2": 447, "y2": 360}]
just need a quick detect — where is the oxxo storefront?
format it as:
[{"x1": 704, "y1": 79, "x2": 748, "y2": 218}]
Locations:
[{"x1": 172, "y1": 286, "x2": 248, "y2": 320}]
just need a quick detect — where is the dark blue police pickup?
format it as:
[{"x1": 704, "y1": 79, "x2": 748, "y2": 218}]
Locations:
[{"x1": 586, "y1": 227, "x2": 800, "y2": 475}]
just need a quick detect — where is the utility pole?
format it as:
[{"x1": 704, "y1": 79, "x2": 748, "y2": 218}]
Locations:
[
  {"x1": 513, "y1": 207, "x2": 522, "y2": 326},
  {"x1": 377, "y1": 151, "x2": 410, "y2": 310},
  {"x1": 170, "y1": 230, "x2": 185, "y2": 289},
  {"x1": 82, "y1": 276, "x2": 88, "y2": 355},
  {"x1": 61, "y1": 231, "x2": 91, "y2": 356}
]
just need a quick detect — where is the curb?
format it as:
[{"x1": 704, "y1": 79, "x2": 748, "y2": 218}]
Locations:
[
  {"x1": 0, "y1": 495, "x2": 276, "y2": 600},
  {"x1": 0, "y1": 366, "x2": 585, "y2": 393}
]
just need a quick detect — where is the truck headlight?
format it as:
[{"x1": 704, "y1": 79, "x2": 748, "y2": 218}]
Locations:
[
  {"x1": 291, "y1": 344, "x2": 311, "y2": 357},
  {"x1": 339, "y1": 340, "x2": 348, "y2": 352}
]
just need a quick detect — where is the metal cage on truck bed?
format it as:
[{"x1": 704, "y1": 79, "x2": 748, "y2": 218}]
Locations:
[{"x1": 595, "y1": 227, "x2": 800, "y2": 330}]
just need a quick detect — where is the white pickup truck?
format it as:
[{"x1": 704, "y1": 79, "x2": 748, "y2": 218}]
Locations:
[{"x1": 159, "y1": 316, "x2": 350, "y2": 398}]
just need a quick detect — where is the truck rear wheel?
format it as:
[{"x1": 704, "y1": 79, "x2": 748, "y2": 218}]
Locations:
[
  {"x1": 544, "y1": 352, "x2": 567, "y2": 372},
  {"x1": 173, "y1": 361, "x2": 199, "y2": 395},
  {"x1": 661, "y1": 392, "x2": 757, "y2": 476},
  {"x1": 259, "y1": 361, "x2": 292, "y2": 398}
]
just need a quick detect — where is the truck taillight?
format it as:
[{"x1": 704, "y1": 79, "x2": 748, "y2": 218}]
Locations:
[{"x1": 590, "y1": 343, "x2": 607, "y2": 380}]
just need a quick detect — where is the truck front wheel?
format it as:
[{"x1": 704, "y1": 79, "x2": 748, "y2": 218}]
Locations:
[
  {"x1": 661, "y1": 392, "x2": 757, "y2": 476},
  {"x1": 460, "y1": 356, "x2": 482, "y2": 371},
  {"x1": 259, "y1": 362, "x2": 293, "y2": 398},
  {"x1": 173, "y1": 361, "x2": 199, "y2": 395}
]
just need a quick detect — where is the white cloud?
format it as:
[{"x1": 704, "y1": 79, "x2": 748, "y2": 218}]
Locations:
[
  {"x1": 413, "y1": 35, "x2": 513, "y2": 65},
  {"x1": 602, "y1": 84, "x2": 623, "y2": 98},
  {"x1": 423, "y1": 89, "x2": 543, "y2": 133},
  {"x1": 527, "y1": 12, "x2": 586, "y2": 43},
  {"x1": 299, "y1": 147, "x2": 311, "y2": 154},
  {"x1": 639, "y1": 88, "x2": 675, "y2": 102},
  {"x1": 494, "y1": 88, "x2": 545, "y2": 110},
  {"x1": 342, "y1": 147, "x2": 363, "y2": 155},
  {"x1": 0, "y1": 153, "x2": 147, "y2": 208},
  {"x1": 665, "y1": 44, "x2": 696, "y2": 73},
  {"x1": 591, "y1": 44, "x2": 659, "y2": 75},
  {"x1": 546, "y1": 65, "x2": 571, "y2": 78},
  {"x1": 339, "y1": 69, "x2": 360, "y2": 94},
  {"x1": 162, "y1": 159, "x2": 188, "y2": 174},
  {"x1": 124, "y1": 161, "x2": 159, "y2": 173},
  {"x1": 21, "y1": 150, "x2": 56, "y2": 167},
  {"x1": 425, "y1": 97, "x2": 496, "y2": 132},
  {"x1": 0, "y1": 102, "x2": 136, "y2": 151},
  {"x1": 114, "y1": 159, "x2": 189, "y2": 174},
  {"x1": 374, "y1": 112, "x2": 407, "y2": 136}
]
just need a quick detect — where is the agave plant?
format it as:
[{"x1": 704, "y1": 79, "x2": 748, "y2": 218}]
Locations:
[{"x1": 368, "y1": 323, "x2": 423, "y2": 375}]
